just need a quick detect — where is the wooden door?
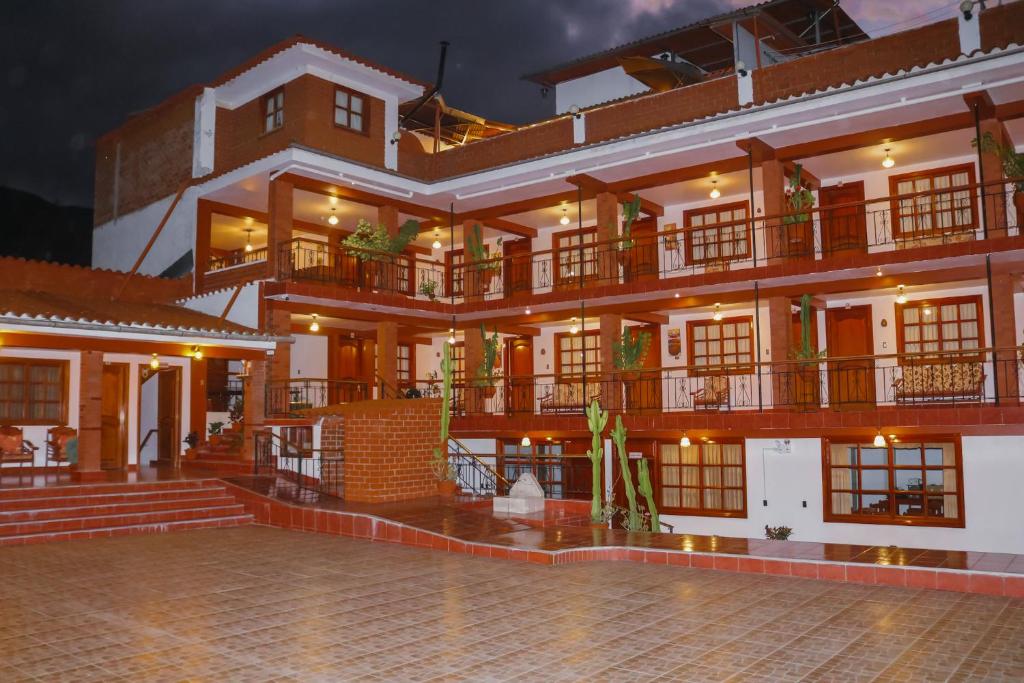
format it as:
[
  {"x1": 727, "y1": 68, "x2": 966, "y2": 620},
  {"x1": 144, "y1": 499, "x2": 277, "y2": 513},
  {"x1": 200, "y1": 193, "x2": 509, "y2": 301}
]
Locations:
[
  {"x1": 502, "y1": 238, "x2": 532, "y2": 297},
  {"x1": 100, "y1": 363, "x2": 128, "y2": 470},
  {"x1": 791, "y1": 310, "x2": 821, "y2": 408},
  {"x1": 624, "y1": 218, "x2": 659, "y2": 283},
  {"x1": 156, "y1": 368, "x2": 181, "y2": 465},
  {"x1": 826, "y1": 306, "x2": 876, "y2": 409},
  {"x1": 504, "y1": 337, "x2": 534, "y2": 415},
  {"x1": 626, "y1": 324, "x2": 662, "y2": 412},
  {"x1": 820, "y1": 182, "x2": 867, "y2": 255},
  {"x1": 328, "y1": 338, "x2": 371, "y2": 403}
]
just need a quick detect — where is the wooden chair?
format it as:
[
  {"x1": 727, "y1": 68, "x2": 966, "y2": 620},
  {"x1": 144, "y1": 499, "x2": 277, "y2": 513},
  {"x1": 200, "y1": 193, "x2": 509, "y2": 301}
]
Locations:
[
  {"x1": 691, "y1": 375, "x2": 730, "y2": 410},
  {"x1": 0, "y1": 426, "x2": 37, "y2": 469},
  {"x1": 46, "y1": 426, "x2": 77, "y2": 466}
]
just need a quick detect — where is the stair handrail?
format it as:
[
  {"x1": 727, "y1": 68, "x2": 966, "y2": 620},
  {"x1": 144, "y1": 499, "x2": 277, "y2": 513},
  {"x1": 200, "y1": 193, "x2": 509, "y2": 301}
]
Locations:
[
  {"x1": 138, "y1": 428, "x2": 159, "y2": 452},
  {"x1": 447, "y1": 436, "x2": 510, "y2": 493}
]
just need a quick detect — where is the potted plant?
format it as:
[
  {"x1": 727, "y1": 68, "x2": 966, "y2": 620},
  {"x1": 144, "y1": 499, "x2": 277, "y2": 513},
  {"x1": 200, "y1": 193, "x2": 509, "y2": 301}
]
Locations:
[
  {"x1": 228, "y1": 396, "x2": 244, "y2": 429},
  {"x1": 432, "y1": 341, "x2": 461, "y2": 498},
  {"x1": 208, "y1": 421, "x2": 225, "y2": 446},
  {"x1": 584, "y1": 399, "x2": 609, "y2": 525},
  {"x1": 418, "y1": 279, "x2": 438, "y2": 301},
  {"x1": 465, "y1": 224, "x2": 502, "y2": 293},
  {"x1": 765, "y1": 525, "x2": 793, "y2": 540},
  {"x1": 341, "y1": 217, "x2": 420, "y2": 288},
  {"x1": 973, "y1": 132, "x2": 1024, "y2": 218},
  {"x1": 472, "y1": 324, "x2": 501, "y2": 399},
  {"x1": 782, "y1": 164, "x2": 815, "y2": 257},
  {"x1": 616, "y1": 196, "x2": 642, "y2": 265},
  {"x1": 183, "y1": 431, "x2": 199, "y2": 461},
  {"x1": 789, "y1": 294, "x2": 826, "y2": 408},
  {"x1": 612, "y1": 328, "x2": 651, "y2": 381}
]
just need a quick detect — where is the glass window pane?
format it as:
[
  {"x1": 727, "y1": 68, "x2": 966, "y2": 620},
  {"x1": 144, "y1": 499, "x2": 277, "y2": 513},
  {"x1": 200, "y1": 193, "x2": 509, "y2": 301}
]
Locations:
[
  {"x1": 350, "y1": 95, "x2": 363, "y2": 113},
  {"x1": 350, "y1": 114, "x2": 362, "y2": 130}
]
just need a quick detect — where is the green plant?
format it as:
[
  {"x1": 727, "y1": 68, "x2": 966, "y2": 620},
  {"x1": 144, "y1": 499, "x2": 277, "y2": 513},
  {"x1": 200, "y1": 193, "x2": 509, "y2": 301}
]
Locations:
[
  {"x1": 618, "y1": 196, "x2": 642, "y2": 250},
  {"x1": 585, "y1": 399, "x2": 609, "y2": 522},
  {"x1": 472, "y1": 325, "x2": 501, "y2": 387},
  {"x1": 431, "y1": 342, "x2": 456, "y2": 482},
  {"x1": 765, "y1": 524, "x2": 794, "y2": 540},
  {"x1": 611, "y1": 415, "x2": 643, "y2": 531},
  {"x1": 782, "y1": 164, "x2": 815, "y2": 225},
  {"x1": 183, "y1": 431, "x2": 199, "y2": 449},
  {"x1": 791, "y1": 294, "x2": 826, "y2": 362},
  {"x1": 208, "y1": 421, "x2": 225, "y2": 436},
  {"x1": 465, "y1": 223, "x2": 502, "y2": 271},
  {"x1": 418, "y1": 279, "x2": 438, "y2": 300},
  {"x1": 612, "y1": 328, "x2": 651, "y2": 371},
  {"x1": 228, "y1": 397, "x2": 244, "y2": 424},
  {"x1": 637, "y1": 459, "x2": 659, "y2": 531},
  {"x1": 341, "y1": 218, "x2": 421, "y2": 261},
  {"x1": 973, "y1": 132, "x2": 1024, "y2": 192}
]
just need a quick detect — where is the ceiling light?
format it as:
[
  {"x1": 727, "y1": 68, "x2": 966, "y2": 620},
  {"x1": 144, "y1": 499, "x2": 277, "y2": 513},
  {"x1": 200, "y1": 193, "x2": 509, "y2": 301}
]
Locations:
[
  {"x1": 876, "y1": 267, "x2": 883, "y2": 277},
  {"x1": 447, "y1": 328, "x2": 457, "y2": 345},
  {"x1": 709, "y1": 180, "x2": 720, "y2": 200},
  {"x1": 431, "y1": 228, "x2": 442, "y2": 250},
  {"x1": 149, "y1": 354, "x2": 160, "y2": 370},
  {"x1": 560, "y1": 208, "x2": 570, "y2": 226},
  {"x1": 896, "y1": 285, "x2": 907, "y2": 305},
  {"x1": 680, "y1": 434, "x2": 691, "y2": 448},
  {"x1": 521, "y1": 435, "x2": 531, "y2": 447},
  {"x1": 328, "y1": 195, "x2": 339, "y2": 206},
  {"x1": 327, "y1": 208, "x2": 339, "y2": 226},
  {"x1": 244, "y1": 216, "x2": 254, "y2": 226},
  {"x1": 309, "y1": 314, "x2": 320, "y2": 333},
  {"x1": 244, "y1": 228, "x2": 254, "y2": 253},
  {"x1": 569, "y1": 317, "x2": 579, "y2": 335},
  {"x1": 873, "y1": 431, "x2": 886, "y2": 448},
  {"x1": 674, "y1": 292, "x2": 680, "y2": 299},
  {"x1": 713, "y1": 303, "x2": 723, "y2": 321},
  {"x1": 191, "y1": 346, "x2": 203, "y2": 361},
  {"x1": 882, "y1": 148, "x2": 895, "y2": 169},
  {"x1": 524, "y1": 307, "x2": 531, "y2": 315}
]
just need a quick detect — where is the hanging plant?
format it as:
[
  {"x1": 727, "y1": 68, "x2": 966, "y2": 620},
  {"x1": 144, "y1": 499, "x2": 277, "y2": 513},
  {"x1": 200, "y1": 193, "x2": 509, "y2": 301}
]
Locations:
[
  {"x1": 782, "y1": 164, "x2": 815, "y2": 225},
  {"x1": 341, "y1": 218, "x2": 421, "y2": 261},
  {"x1": 612, "y1": 328, "x2": 651, "y2": 371}
]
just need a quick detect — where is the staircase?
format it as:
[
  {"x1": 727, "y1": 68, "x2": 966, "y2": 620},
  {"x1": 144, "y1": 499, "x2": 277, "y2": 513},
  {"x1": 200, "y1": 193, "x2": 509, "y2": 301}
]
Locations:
[
  {"x1": 0, "y1": 479, "x2": 252, "y2": 546},
  {"x1": 448, "y1": 437, "x2": 507, "y2": 496},
  {"x1": 183, "y1": 427, "x2": 251, "y2": 474}
]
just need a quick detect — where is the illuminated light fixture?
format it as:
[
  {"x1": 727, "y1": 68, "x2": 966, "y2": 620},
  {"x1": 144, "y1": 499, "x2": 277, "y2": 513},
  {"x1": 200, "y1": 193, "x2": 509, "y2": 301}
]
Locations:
[
  {"x1": 876, "y1": 267, "x2": 883, "y2": 277},
  {"x1": 244, "y1": 216, "x2": 254, "y2": 226},
  {"x1": 735, "y1": 60, "x2": 748, "y2": 78},
  {"x1": 560, "y1": 208, "x2": 570, "y2": 226},
  {"x1": 674, "y1": 292, "x2": 680, "y2": 299},
  {"x1": 709, "y1": 180, "x2": 721, "y2": 200},
  {"x1": 191, "y1": 346, "x2": 203, "y2": 361},
  {"x1": 873, "y1": 431, "x2": 886, "y2": 448},
  {"x1": 524, "y1": 307, "x2": 531, "y2": 315},
  {"x1": 680, "y1": 434, "x2": 691, "y2": 448},
  {"x1": 712, "y1": 303, "x2": 723, "y2": 321},
  {"x1": 569, "y1": 317, "x2": 579, "y2": 335},
  {"x1": 431, "y1": 228, "x2": 442, "y2": 250},
  {"x1": 882, "y1": 148, "x2": 895, "y2": 169},
  {"x1": 327, "y1": 208, "x2": 339, "y2": 226},
  {"x1": 328, "y1": 195, "x2": 339, "y2": 206},
  {"x1": 309, "y1": 314, "x2": 320, "y2": 333},
  {"x1": 521, "y1": 435, "x2": 531, "y2": 447},
  {"x1": 447, "y1": 328, "x2": 456, "y2": 345},
  {"x1": 896, "y1": 284, "x2": 907, "y2": 305},
  {"x1": 149, "y1": 354, "x2": 160, "y2": 370},
  {"x1": 390, "y1": 129, "x2": 403, "y2": 145},
  {"x1": 923, "y1": 307, "x2": 932, "y2": 317},
  {"x1": 960, "y1": 0, "x2": 975, "y2": 21},
  {"x1": 244, "y1": 228, "x2": 254, "y2": 253}
]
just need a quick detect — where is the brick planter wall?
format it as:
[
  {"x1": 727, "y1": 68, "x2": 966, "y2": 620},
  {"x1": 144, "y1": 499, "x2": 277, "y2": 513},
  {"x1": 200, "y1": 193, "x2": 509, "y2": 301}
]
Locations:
[{"x1": 321, "y1": 399, "x2": 440, "y2": 503}]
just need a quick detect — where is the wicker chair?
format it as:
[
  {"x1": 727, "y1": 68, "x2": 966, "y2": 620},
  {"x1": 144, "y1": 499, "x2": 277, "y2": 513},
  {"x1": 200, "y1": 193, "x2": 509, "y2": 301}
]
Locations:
[
  {"x1": 539, "y1": 381, "x2": 602, "y2": 414},
  {"x1": 46, "y1": 426, "x2": 77, "y2": 466},
  {"x1": 691, "y1": 375, "x2": 730, "y2": 410},
  {"x1": 0, "y1": 426, "x2": 37, "y2": 469}
]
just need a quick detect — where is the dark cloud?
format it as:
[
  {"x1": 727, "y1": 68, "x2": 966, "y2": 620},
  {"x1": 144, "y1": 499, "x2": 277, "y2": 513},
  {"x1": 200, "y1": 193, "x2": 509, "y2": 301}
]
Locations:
[{"x1": 0, "y1": 0, "x2": 724, "y2": 207}]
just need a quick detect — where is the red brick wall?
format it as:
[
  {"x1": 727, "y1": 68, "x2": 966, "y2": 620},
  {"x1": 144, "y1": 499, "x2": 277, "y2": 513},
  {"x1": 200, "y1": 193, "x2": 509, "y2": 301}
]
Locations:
[
  {"x1": 752, "y1": 20, "x2": 960, "y2": 105},
  {"x1": 94, "y1": 87, "x2": 200, "y2": 226},
  {"x1": 214, "y1": 74, "x2": 385, "y2": 175},
  {"x1": 323, "y1": 398, "x2": 440, "y2": 503},
  {"x1": 433, "y1": 118, "x2": 574, "y2": 178},
  {"x1": 200, "y1": 262, "x2": 268, "y2": 294},
  {"x1": 980, "y1": 3, "x2": 1024, "y2": 52}
]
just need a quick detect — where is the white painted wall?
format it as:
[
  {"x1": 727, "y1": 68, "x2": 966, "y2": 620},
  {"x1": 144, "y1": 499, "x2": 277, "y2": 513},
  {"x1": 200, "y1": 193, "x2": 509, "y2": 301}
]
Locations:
[
  {"x1": 139, "y1": 374, "x2": 159, "y2": 465},
  {"x1": 555, "y1": 68, "x2": 651, "y2": 114},
  {"x1": 292, "y1": 334, "x2": 328, "y2": 378},
  {"x1": 92, "y1": 190, "x2": 197, "y2": 275},
  {"x1": 180, "y1": 283, "x2": 262, "y2": 329}
]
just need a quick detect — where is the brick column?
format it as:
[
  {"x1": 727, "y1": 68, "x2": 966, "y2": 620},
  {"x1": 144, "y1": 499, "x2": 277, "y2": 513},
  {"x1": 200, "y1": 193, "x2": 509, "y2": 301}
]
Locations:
[
  {"x1": 761, "y1": 159, "x2": 786, "y2": 261},
  {"x1": 74, "y1": 350, "x2": 105, "y2": 481},
  {"x1": 990, "y1": 271, "x2": 1019, "y2": 405},
  {"x1": 242, "y1": 359, "x2": 267, "y2": 461},
  {"x1": 266, "y1": 304, "x2": 291, "y2": 383},
  {"x1": 378, "y1": 205, "x2": 399, "y2": 237},
  {"x1": 376, "y1": 321, "x2": 398, "y2": 397},
  {"x1": 464, "y1": 326, "x2": 484, "y2": 413},
  {"x1": 189, "y1": 357, "x2": 207, "y2": 438},
  {"x1": 595, "y1": 191, "x2": 619, "y2": 284},
  {"x1": 267, "y1": 177, "x2": 293, "y2": 279},
  {"x1": 599, "y1": 313, "x2": 623, "y2": 411},
  {"x1": 767, "y1": 297, "x2": 793, "y2": 408}
]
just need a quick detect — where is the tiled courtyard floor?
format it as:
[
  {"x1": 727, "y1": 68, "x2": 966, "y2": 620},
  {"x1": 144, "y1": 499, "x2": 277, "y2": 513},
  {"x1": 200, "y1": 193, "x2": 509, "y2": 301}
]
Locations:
[{"x1": 1, "y1": 526, "x2": 1021, "y2": 682}]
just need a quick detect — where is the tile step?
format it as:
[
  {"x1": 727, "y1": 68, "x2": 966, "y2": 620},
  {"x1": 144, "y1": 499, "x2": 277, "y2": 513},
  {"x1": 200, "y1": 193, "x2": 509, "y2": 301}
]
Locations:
[
  {"x1": 0, "y1": 504, "x2": 247, "y2": 537},
  {"x1": 0, "y1": 496, "x2": 241, "y2": 523},
  {"x1": 0, "y1": 479, "x2": 222, "y2": 500},
  {"x1": 0, "y1": 514, "x2": 254, "y2": 546},
  {"x1": 0, "y1": 487, "x2": 230, "y2": 511}
]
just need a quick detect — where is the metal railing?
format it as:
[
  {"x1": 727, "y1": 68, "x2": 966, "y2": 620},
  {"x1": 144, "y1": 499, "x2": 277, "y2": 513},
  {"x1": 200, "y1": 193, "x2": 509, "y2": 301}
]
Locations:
[
  {"x1": 254, "y1": 429, "x2": 344, "y2": 498},
  {"x1": 448, "y1": 437, "x2": 508, "y2": 496},
  {"x1": 207, "y1": 246, "x2": 268, "y2": 272},
  {"x1": 266, "y1": 378, "x2": 369, "y2": 417}
]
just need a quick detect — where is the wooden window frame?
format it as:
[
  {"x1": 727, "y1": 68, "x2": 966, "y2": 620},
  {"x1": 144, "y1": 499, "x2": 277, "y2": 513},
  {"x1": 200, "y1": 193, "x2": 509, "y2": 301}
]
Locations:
[
  {"x1": 0, "y1": 358, "x2": 69, "y2": 426},
  {"x1": 333, "y1": 85, "x2": 369, "y2": 136},
  {"x1": 686, "y1": 316, "x2": 755, "y2": 376},
  {"x1": 553, "y1": 227, "x2": 598, "y2": 288},
  {"x1": 450, "y1": 341, "x2": 465, "y2": 385},
  {"x1": 895, "y1": 295, "x2": 984, "y2": 362},
  {"x1": 396, "y1": 343, "x2": 415, "y2": 386},
  {"x1": 657, "y1": 439, "x2": 747, "y2": 518},
  {"x1": 682, "y1": 201, "x2": 752, "y2": 266},
  {"x1": 554, "y1": 330, "x2": 600, "y2": 380},
  {"x1": 888, "y1": 163, "x2": 978, "y2": 238},
  {"x1": 262, "y1": 88, "x2": 285, "y2": 134},
  {"x1": 821, "y1": 436, "x2": 965, "y2": 528}
]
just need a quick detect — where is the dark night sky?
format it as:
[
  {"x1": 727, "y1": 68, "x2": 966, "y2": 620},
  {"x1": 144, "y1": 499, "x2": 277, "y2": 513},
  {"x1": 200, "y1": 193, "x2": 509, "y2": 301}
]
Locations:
[{"x1": 0, "y1": 0, "x2": 731, "y2": 208}]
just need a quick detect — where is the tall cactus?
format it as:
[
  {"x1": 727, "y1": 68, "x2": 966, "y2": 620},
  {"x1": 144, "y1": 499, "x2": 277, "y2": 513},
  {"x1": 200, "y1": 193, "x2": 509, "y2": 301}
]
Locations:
[
  {"x1": 637, "y1": 459, "x2": 659, "y2": 531},
  {"x1": 611, "y1": 415, "x2": 642, "y2": 531},
  {"x1": 585, "y1": 399, "x2": 608, "y2": 522},
  {"x1": 432, "y1": 341, "x2": 453, "y2": 480}
]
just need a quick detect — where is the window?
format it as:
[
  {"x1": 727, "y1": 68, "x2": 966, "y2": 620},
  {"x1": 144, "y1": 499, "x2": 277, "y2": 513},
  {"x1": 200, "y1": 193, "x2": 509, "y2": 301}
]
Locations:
[
  {"x1": 555, "y1": 331, "x2": 600, "y2": 379},
  {"x1": 334, "y1": 88, "x2": 366, "y2": 133},
  {"x1": 824, "y1": 439, "x2": 963, "y2": 527},
  {"x1": 687, "y1": 317, "x2": 754, "y2": 375},
  {"x1": 897, "y1": 296, "x2": 983, "y2": 359},
  {"x1": 498, "y1": 439, "x2": 592, "y2": 499},
  {"x1": 683, "y1": 202, "x2": 750, "y2": 265},
  {"x1": 0, "y1": 359, "x2": 67, "y2": 425},
  {"x1": 554, "y1": 228, "x2": 597, "y2": 287},
  {"x1": 450, "y1": 342, "x2": 465, "y2": 384},
  {"x1": 397, "y1": 344, "x2": 413, "y2": 385},
  {"x1": 446, "y1": 249, "x2": 465, "y2": 298},
  {"x1": 890, "y1": 164, "x2": 977, "y2": 238},
  {"x1": 263, "y1": 89, "x2": 284, "y2": 133},
  {"x1": 659, "y1": 440, "x2": 746, "y2": 516}
]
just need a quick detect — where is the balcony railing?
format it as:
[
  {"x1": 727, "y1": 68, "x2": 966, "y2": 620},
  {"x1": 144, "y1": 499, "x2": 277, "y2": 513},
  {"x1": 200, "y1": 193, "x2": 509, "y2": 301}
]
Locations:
[
  {"x1": 207, "y1": 246, "x2": 268, "y2": 272},
  {"x1": 266, "y1": 378, "x2": 370, "y2": 417},
  {"x1": 424, "y1": 348, "x2": 1024, "y2": 417}
]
